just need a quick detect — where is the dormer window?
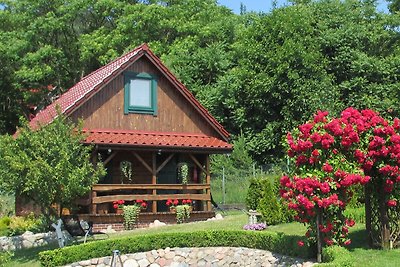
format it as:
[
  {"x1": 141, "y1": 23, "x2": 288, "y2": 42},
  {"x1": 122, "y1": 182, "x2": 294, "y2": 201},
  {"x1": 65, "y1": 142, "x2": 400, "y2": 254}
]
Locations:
[{"x1": 124, "y1": 71, "x2": 157, "y2": 115}]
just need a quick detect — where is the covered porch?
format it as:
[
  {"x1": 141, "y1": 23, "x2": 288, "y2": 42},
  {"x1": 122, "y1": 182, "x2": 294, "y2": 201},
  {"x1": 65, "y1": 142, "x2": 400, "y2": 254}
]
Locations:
[{"x1": 74, "y1": 129, "x2": 232, "y2": 225}]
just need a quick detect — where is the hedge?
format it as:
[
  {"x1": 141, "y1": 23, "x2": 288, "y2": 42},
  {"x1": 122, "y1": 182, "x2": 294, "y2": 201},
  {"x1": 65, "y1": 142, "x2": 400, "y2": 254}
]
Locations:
[
  {"x1": 317, "y1": 245, "x2": 354, "y2": 267},
  {"x1": 39, "y1": 230, "x2": 314, "y2": 266}
]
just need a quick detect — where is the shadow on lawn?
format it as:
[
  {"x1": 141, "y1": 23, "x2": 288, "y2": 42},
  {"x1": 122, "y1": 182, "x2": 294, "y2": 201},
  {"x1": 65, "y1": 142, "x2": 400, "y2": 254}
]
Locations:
[
  {"x1": 347, "y1": 228, "x2": 370, "y2": 250},
  {"x1": 10, "y1": 244, "x2": 58, "y2": 264}
]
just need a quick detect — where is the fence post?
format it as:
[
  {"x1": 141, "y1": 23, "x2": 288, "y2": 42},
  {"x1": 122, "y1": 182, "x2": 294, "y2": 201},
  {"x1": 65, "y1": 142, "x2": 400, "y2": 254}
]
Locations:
[{"x1": 222, "y1": 167, "x2": 225, "y2": 205}]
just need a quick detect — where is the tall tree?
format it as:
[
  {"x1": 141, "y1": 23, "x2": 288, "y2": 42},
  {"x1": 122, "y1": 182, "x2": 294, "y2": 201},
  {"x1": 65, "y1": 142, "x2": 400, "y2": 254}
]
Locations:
[{"x1": 0, "y1": 115, "x2": 105, "y2": 220}]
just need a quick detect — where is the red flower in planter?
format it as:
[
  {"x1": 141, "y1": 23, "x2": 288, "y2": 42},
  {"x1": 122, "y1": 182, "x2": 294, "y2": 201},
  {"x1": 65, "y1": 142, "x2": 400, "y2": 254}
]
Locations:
[
  {"x1": 182, "y1": 199, "x2": 192, "y2": 205},
  {"x1": 387, "y1": 199, "x2": 397, "y2": 207},
  {"x1": 134, "y1": 199, "x2": 147, "y2": 209},
  {"x1": 166, "y1": 199, "x2": 179, "y2": 207},
  {"x1": 113, "y1": 200, "x2": 125, "y2": 209}
]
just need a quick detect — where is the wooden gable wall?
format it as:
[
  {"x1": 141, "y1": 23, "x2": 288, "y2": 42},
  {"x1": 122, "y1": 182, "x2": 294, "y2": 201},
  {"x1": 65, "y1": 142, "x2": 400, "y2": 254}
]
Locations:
[{"x1": 69, "y1": 56, "x2": 219, "y2": 138}]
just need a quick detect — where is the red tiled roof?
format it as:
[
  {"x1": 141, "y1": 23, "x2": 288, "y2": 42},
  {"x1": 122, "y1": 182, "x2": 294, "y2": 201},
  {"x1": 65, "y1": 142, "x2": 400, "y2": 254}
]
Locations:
[
  {"x1": 29, "y1": 44, "x2": 230, "y2": 141},
  {"x1": 83, "y1": 129, "x2": 232, "y2": 152}
]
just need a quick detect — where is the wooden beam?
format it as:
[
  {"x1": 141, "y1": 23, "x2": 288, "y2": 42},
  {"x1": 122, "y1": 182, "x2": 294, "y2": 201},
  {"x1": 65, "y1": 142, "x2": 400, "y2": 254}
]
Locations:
[
  {"x1": 206, "y1": 154, "x2": 211, "y2": 211},
  {"x1": 102, "y1": 151, "x2": 117, "y2": 166},
  {"x1": 132, "y1": 152, "x2": 152, "y2": 174},
  {"x1": 91, "y1": 190, "x2": 97, "y2": 214},
  {"x1": 188, "y1": 154, "x2": 207, "y2": 174},
  {"x1": 152, "y1": 152, "x2": 157, "y2": 213},
  {"x1": 156, "y1": 153, "x2": 175, "y2": 174},
  {"x1": 92, "y1": 193, "x2": 209, "y2": 204},
  {"x1": 92, "y1": 184, "x2": 211, "y2": 191}
]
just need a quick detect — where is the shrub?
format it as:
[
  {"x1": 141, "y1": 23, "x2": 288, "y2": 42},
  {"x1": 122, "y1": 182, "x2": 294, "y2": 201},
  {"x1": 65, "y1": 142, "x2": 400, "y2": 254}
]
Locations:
[
  {"x1": 246, "y1": 177, "x2": 269, "y2": 210},
  {"x1": 247, "y1": 176, "x2": 294, "y2": 225},
  {"x1": 0, "y1": 216, "x2": 11, "y2": 236},
  {"x1": 7, "y1": 214, "x2": 47, "y2": 236},
  {"x1": 39, "y1": 230, "x2": 315, "y2": 267},
  {"x1": 319, "y1": 245, "x2": 354, "y2": 267}
]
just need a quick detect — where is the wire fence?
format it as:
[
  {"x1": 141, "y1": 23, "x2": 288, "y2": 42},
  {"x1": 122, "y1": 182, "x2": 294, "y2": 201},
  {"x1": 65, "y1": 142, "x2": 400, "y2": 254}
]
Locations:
[{"x1": 210, "y1": 162, "x2": 289, "y2": 206}]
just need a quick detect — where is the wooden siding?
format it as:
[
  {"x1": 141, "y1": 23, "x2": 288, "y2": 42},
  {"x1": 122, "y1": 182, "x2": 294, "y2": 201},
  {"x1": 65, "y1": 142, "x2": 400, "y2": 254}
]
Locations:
[
  {"x1": 69, "y1": 56, "x2": 218, "y2": 137},
  {"x1": 101, "y1": 152, "x2": 153, "y2": 185}
]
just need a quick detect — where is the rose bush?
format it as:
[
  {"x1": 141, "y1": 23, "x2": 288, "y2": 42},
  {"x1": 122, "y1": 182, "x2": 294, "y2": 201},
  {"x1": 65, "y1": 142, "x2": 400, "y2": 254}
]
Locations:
[{"x1": 281, "y1": 107, "x2": 400, "y2": 250}]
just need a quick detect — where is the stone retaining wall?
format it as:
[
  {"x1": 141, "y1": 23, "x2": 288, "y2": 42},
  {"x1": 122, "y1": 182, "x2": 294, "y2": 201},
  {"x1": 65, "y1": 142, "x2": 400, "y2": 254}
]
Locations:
[
  {"x1": 0, "y1": 230, "x2": 71, "y2": 251},
  {"x1": 64, "y1": 247, "x2": 315, "y2": 267}
]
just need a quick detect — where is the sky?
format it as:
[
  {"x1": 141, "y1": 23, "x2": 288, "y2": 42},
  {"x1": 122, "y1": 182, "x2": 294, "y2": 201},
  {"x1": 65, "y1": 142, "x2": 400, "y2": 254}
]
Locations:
[{"x1": 218, "y1": 0, "x2": 390, "y2": 13}]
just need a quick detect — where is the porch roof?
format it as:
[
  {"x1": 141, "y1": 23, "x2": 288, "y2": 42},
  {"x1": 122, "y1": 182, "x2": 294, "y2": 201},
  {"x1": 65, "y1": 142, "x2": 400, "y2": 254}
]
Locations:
[{"x1": 83, "y1": 129, "x2": 232, "y2": 152}]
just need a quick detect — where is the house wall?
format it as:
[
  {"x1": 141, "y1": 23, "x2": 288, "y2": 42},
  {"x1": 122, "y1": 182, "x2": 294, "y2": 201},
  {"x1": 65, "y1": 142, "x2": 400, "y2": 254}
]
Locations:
[
  {"x1": 69, "y1": 56, "x2": 219, "y2": 137},
  {"x1": 101, "y1": 152, "x2": 153, "y2": 185}
]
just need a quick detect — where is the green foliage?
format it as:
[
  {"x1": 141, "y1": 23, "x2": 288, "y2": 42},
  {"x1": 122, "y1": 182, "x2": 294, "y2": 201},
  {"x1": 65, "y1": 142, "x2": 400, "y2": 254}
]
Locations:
[
  {"x1": 0, "y1": 251, "x2": 13, "y2": 266},
  {"x1": 0, "y1": 114, "x2": 105, "y2": 220},
  {"x1": 320, "y1": 245, "x2": 354, "y2": 267},
  {"x1": 178, "y1": 163, "x2": 189, "y2": 185},
  {"x1": 0, "y1": 216, "x2": 11, "y2": 237},
  {"x1": 246, "y1": 177, "x2": 268, "y2": 210},
  {"x1": 7, "y1": 214, "x2": 47, "y2": 236},
  {"x1": 246, "y1": 175, "x2": 294, "y2": 225},
  {"x1": 39, "y1": 230, "x2": 314, "y2": 267},
  {"x1": 0, "y1": 195, "x2": 14, "y2": 217},
  {"x1": 175, "y1": 205, "x2": 191, "y2": 223},
  {"x1": 1, "y1": 0, "x2": 400, "y2": 167},
  {"x1": 344, "y1": 207, "x2": 366, "y2": 224},
  {"x1": 122, "y1": 205, "x2": 141, "y2": 230}
]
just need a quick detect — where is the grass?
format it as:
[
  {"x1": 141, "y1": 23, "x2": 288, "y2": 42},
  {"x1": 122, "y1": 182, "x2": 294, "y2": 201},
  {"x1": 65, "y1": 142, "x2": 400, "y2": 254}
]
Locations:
[{"x1": 6, "y1": 212, "x2": 400, "y2": 267}]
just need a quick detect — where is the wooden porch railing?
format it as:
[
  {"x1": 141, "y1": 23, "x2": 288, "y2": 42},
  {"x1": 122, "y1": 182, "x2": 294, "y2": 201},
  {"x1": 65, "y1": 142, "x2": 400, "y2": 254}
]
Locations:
[{"x1": 90, "y1": 184, "x2": 211, "y2": 214}]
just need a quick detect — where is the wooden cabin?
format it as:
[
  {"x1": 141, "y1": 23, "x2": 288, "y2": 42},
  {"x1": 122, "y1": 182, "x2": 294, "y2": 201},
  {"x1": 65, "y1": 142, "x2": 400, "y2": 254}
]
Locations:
[{"x1": 27, "y1": 44, "x2": 232, "y2": 229}]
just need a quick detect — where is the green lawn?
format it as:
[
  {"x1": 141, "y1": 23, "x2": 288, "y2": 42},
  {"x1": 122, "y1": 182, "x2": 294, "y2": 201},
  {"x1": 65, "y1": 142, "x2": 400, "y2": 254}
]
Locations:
[{"x1": 5, "y1": 212, "x2": 400, "y2": 267}]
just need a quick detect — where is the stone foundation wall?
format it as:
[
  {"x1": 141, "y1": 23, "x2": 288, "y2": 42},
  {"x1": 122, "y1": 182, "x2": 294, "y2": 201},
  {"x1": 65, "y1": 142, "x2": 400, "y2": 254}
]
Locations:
[
  {"x1": 64, "y1": 247, "x2": 315, "y2": 267},
  {"x1": 0, "y1": 230, "x2": 71, "y2": 251}
]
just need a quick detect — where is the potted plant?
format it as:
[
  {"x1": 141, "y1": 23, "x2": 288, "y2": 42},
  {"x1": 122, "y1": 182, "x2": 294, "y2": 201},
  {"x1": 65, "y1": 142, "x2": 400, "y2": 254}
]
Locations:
[
  {"x1": 112, "y1": 200, "x2": 125, "y2": 214},
  {"x1": 178, "y1": 163, "x2": 189, "y2": 185},
  {"x1": 122, "y1": 199, "x2": 147, "y2": 230},
  {"x1": 120, "y1": 160, "x2": 133, "y2": 184},
  {"x1": 166, "y1": 199, "x2": 179, "y2": 212}
]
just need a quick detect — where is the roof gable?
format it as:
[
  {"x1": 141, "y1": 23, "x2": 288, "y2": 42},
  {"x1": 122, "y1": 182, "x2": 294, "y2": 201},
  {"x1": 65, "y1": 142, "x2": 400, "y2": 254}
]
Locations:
[{"x1": 29, "y1": 44, "x2": 229, "y2": 141}]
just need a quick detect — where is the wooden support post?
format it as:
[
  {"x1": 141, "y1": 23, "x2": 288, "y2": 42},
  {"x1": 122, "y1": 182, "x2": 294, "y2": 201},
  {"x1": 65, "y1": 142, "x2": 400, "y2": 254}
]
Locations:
[
  {"x1": 103, "y1": 151, "x2": 117, "y2": 166},
  {"x1": 206, "y1": 155, "x2": 211, "y2": 211},
  {"x1": 152, "y1": 152, "x2": 157, "y2": 213},
  {"x1": 132, "y1": 152, "x2": 153, "y2": 174},
  {"x1": 91, "y1": 190, "x2": 97, "y2": 214}
]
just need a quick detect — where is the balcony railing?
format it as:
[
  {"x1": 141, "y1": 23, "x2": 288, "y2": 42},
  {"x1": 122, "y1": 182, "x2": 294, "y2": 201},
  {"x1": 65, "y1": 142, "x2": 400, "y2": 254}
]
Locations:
[{"x1": 90, "y1": 183, "x2": 211, "y2": 214}]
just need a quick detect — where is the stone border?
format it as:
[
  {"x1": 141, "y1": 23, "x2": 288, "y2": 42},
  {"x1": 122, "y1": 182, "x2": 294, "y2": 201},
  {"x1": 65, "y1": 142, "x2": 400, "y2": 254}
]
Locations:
[
  {"x1": 0, "y1": 230, "x2": 71, "y2": 251},
  {"x1": 64, "y1": 247, "x2": 315, "y2": 267}
]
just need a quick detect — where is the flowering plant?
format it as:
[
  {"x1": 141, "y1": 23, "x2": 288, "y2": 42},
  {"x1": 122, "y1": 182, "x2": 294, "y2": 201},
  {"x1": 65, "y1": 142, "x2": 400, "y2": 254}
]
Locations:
[
  {"x1": 134, "y1": 199, "x2": 147, "y2": 210},
  {"x1": 166, "y1": 199, "x2": 179, "y2": 207},
  {"x1": 113, "y1": 200, "x2": 125, "y2": 210},
  {"x1": 182, "y1": 199, "x2": 192, "y2": 205},
  {"x1": 243, "y1": 223, "x2": 266, "y2": 231},
  {"x1": 282, "y1": 108, "x2": 400, "y2": 251}
]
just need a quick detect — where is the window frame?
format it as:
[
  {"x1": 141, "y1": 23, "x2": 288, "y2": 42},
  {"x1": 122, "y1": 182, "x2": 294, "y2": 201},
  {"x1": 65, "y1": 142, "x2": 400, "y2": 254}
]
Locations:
[{"x1": 124, "y1": 71, "x2": 158, "y2": 115}]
